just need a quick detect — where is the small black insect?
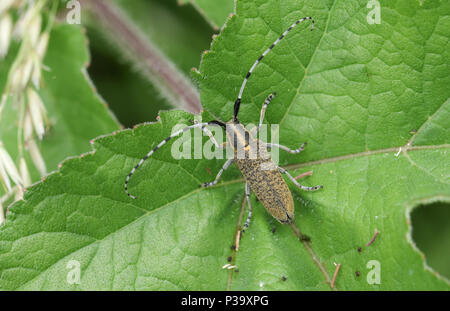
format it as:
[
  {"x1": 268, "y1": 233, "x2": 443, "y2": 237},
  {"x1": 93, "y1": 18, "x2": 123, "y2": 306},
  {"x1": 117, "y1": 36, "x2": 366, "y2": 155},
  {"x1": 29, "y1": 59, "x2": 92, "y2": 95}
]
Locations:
[{"x1": 300, "y1": 234, "x2": 311, "y2": 242}]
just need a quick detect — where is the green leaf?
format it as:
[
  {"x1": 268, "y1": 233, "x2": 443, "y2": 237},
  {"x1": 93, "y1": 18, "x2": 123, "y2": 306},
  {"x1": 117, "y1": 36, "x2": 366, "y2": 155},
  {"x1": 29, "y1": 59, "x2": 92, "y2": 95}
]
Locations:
[
  {"x1": 179, "y1": 0, "x2": 234, "y2": 29},
  {"x1": 0, "y1": 0, "x2": 449, "y2": 290},
  {"x1": 0, "y1": 24, "x2": 119, "y2": 194}
]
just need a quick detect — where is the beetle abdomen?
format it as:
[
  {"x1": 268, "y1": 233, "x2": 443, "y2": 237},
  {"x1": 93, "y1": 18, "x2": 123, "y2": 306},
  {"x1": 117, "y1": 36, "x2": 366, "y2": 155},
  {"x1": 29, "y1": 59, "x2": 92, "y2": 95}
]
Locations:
[{"x1": 235, "y1": 156, "x2": 294, "y2": 224}]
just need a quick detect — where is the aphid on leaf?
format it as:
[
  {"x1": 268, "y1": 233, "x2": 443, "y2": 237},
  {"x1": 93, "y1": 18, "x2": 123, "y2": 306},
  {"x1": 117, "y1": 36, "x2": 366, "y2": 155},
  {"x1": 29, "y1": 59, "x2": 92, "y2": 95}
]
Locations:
[{"x1": 124, "y1": 16, "x2": 322, "y2": 232}]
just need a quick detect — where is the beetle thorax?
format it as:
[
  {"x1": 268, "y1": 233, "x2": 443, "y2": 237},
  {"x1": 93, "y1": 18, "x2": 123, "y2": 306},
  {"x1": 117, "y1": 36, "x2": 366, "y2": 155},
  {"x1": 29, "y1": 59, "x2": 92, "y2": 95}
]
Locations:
[
  {"x1": 225, "y1": 122, "x2": 247, "y2": 149},
  {"x1": 225, "y1": 121, "x2": 270, "y2": 161}
]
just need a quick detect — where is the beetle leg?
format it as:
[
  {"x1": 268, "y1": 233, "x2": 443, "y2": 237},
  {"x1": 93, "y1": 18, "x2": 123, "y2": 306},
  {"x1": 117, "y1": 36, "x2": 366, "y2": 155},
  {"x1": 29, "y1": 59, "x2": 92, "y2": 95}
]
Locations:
[
  {"x1": 266, "y1": 142, "x2": 306, "y2": 154},
  {"x1": 218, "y1": 142, "x2": 228, "y2": 149},
  {"x1": 278, "y1": 167, "x2": 323, "y2": 191},
  {"x1": 201, "y1": 126, "x2": 220, "y2": 148},
  {"x1": 243, "y1": 182, "x2": 253, "y2": 232},
  {"x1": 256, "y1": 92, "x2": 277, "y2": 132},
  {"x1": 200, "y1": 158, "x2": 233, "y2": 187},
  {"x1": 193, "y1": 119, "x2": 222, "y2": 148}
]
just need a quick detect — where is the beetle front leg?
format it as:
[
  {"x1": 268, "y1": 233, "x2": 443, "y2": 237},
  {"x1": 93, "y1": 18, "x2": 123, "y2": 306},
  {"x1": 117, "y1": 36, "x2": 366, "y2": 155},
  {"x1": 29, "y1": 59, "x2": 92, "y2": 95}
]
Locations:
[
  {"x1": 266, "y1": 142, "x2": 306, "y2": 154},
  {"x1": 192, "y1": 119, "x2": 221, "y2": 147},
  {"x1": 200, "y1": 158, "x2": 233, "y2": 187},
  {"x1": 256, "y1": 92, "x2": 277, "y2": 132},
  {"x1": 278, "y1": 167, "x2": 323, "y2": 191}
]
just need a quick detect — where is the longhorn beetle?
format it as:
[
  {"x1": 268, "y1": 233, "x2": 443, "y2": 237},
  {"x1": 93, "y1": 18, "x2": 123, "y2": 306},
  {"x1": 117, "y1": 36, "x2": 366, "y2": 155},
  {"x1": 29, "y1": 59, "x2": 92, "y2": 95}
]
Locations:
[{"x1": 124, "y1": 16, "x2": 322, "y2": 231}]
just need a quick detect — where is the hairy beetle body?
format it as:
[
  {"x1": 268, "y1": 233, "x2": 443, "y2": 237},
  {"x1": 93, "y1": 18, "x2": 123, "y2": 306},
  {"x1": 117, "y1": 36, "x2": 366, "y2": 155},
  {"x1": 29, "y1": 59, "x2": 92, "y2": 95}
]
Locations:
[
  {"x1": 225, "y1": 122, "x2": 294, "y2": 224},
  {"x1": 234, "y1": 155, "x2": 295, "y2": 224}
]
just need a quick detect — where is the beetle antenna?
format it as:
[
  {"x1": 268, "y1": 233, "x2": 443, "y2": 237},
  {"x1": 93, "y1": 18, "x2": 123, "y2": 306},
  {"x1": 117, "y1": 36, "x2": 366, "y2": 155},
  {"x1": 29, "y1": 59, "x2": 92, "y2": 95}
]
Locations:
[
  {"x1": 124, "y1": 121, "x2": 224, "y2": 199},
  {"x1": 233, "y1": 16, "x2": 314, "y2": 121}
]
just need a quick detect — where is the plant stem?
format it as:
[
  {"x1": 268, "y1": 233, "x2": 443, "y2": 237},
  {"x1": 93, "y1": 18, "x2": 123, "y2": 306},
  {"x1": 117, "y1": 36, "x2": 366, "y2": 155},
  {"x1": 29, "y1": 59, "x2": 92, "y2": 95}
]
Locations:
[{"x1": 83, "y1": 0, "x2": 202, "y2": 114}]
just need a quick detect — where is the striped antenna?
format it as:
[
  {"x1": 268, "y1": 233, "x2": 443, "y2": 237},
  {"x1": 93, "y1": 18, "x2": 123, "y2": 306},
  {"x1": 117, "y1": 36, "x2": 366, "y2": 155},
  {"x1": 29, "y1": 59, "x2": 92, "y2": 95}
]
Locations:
[
  {"x1": 124, "y1": 121, "x2": 225, "y2": 199},
  {"x1": 233, "y1": 16, "x2": 314, "y2": 121}
]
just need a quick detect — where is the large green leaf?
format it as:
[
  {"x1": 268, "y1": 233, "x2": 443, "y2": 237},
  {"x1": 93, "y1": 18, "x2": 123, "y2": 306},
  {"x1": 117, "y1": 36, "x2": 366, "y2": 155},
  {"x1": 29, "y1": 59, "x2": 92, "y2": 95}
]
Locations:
[
  {"x1": 0, "y1": 0, "x2": 449, "y2": 290},
  {"x1": 0, "y1": 24, "x2": 119, "y2": 195}
]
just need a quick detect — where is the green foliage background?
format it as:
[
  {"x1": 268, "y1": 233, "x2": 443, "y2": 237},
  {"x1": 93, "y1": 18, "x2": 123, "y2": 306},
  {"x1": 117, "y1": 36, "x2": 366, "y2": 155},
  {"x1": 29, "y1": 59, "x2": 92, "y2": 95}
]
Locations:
[{"x1": 0, "y1": 0, "x2": 448, "y2": 290}]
